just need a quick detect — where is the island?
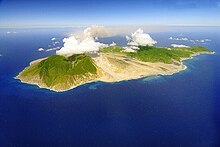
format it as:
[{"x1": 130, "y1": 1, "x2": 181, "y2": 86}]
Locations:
[{"x1": 16, "y1": 46, "x2": 214, "y2": 92}]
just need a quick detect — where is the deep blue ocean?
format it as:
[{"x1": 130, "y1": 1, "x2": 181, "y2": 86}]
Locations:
[{"x1": 0, "y1": 27, "x2": 220, "y2": 147}]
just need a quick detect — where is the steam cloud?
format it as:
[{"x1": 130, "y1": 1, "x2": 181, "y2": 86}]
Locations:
[
  {"x1": 56, "y1": 26, "x2": 108, "y2": 56},
  {"x1": 56, "y1": 27, "x2": 158, "y2": 55}
]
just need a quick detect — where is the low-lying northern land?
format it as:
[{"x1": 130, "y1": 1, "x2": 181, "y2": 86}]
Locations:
[{"x1": 16, "y1": 46, "x2": 214, "y2": 92}]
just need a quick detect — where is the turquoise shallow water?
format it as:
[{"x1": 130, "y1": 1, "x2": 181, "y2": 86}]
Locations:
[{"x1": 0, "y1": 27, "x2": 220, "y2": 147}]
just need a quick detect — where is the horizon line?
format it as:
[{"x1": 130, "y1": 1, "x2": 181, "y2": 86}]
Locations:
[{"x1": 1, "y1": 24, "x2": 220, "y2": 29}]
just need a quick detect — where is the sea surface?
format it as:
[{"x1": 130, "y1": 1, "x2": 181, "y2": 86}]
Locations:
[{"x1": 0, "y1": 27, "x2": 220, "y2": 147}]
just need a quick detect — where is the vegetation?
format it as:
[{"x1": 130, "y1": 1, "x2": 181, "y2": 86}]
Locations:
[
  {"x1": 101, "y1": 46, "x2": 124, "y2": 53},
  {"x1": 20, "y1": 62, "x2": 40, "y2": 77},
  {"x1": 20, "y1": 54, "x2": 97, "y2": 87},
  {"x1": 124, "y1": 46, "x2": 212, "y2": 64},
  {"x1": 100, "y1": 45, "x2": 212, "y2": 64}
]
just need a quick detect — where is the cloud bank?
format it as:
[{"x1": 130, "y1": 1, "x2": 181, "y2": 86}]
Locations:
[
  {"x1": 56, "y1": 26, "x2": 107, "y2": 55},
  {"x1": 126, "y1": 29, "x2": 157, "y2": 46}
]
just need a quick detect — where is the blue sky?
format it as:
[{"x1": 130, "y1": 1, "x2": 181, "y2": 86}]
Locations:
[{"x1": 0, "y1": 0, "x2": 220, "y2": 28}]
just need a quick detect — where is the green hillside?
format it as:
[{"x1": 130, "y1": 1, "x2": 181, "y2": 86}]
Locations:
[
  {"x1": 100, "y1": 45, "x2": 212, "y2": 64},
  {"x1": 101, "y1": 46, "x2": 124, "y2": 53},
  {"x1": 20, "y1": 54, "x2": 97, "y2": 87},
  {"x1": 125, "y1": 46, "x2": 212, "y2": 64}
]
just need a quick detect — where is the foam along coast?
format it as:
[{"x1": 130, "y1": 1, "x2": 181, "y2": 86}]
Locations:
[{"x1": 16, "y1": 46, "x2": 214, "y2": 92}]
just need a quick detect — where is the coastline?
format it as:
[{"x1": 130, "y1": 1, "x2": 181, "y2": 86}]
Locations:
[{"x1": 15, "y1": 51, "x2": 214, "y2": 92}]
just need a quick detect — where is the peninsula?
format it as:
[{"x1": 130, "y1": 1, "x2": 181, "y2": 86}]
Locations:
[{"x1": 16, "y1": 46, "x2": 214, "y2": 92}]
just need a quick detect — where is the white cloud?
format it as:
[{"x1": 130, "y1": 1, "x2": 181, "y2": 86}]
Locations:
[
  {"x1": 123, "y1": 47, "x2": 137, "y2": 52},
  {"x1": 0, "y1": 54, "x2": 2, "y2": 57},
  {"x1": 38, "y1": 46, "x2": 61, "y2": 52},
  {"x1": 171, "y1": 44, "x2": 189, "y2": 48},
  {"x1": 122, "y1": 29, "x2": 157, "y2": 52},
  {"x1": 51, "y1": 41, "x2": 60, "y2": 46},
  {"x1": 189, "y1": 40, "x2": 196, "y2": 43},
  {"x1": 197, "y1": 39, "x2": 204, "y2": 43},
  {"x1": 126, "y1": 36, "x2": 130, "y2": 41},
  {"x1": 169, "y1": 37, "x2": 188, "y2": 41},
  {"x1": 46, "y1": 47, "x2": 61, "y2": 52},
  {"x1": 127, "y1": 29, "x2": 157, "y2": 46},
  {"x1": 51, "y1": 37, "x2": 56, "y2": 41},
  {"x1": 204, "y1": 39, "x2": 211, "y2": 42},
  {"x1": 38, "y1": 48, "x2": 45, "y2": 51},
  {"x1": 194, "y1": 39, "x2": 211, "y2": 43},
  {"x1": 56, "y1": 26, "x2": 108, "y2": 56},
  {"x1": 109, "y1": 42, "x2": 117, "y2": 46},
  {"x1": 130, "y1": 46, "x2": 139, "y2": 50},
  {"x1": 189, "y1": 39, "x2": 211, "y2": 43},
  {"x1": 181, "y1": 37, "x2": 188, "y2": 41},
  {"x1": 169, "y1": 36, "x2": 211, "y2": 44},
  {"x1": 6, "y1": 31, "x2": 17, "y2": 34}
]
